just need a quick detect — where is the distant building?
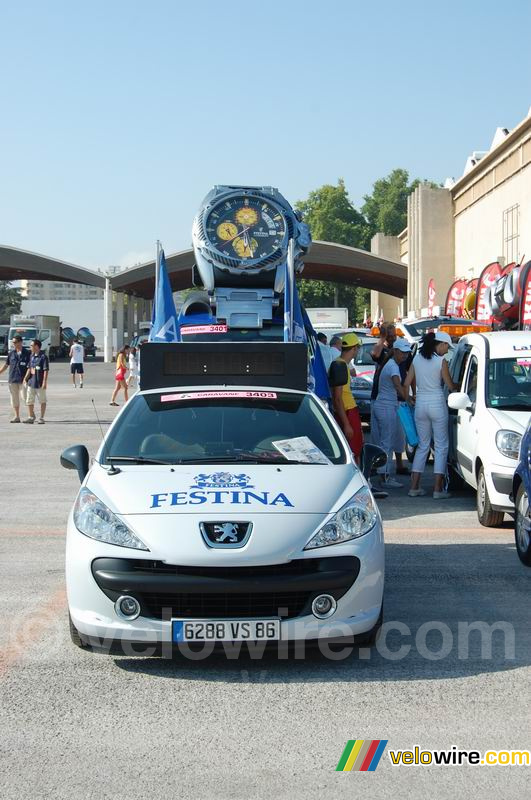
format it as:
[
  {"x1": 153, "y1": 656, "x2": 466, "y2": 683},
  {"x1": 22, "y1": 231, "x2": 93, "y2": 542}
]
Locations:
[{"x1": 371, "y1": 108, "x2": 531, "y2": 320}]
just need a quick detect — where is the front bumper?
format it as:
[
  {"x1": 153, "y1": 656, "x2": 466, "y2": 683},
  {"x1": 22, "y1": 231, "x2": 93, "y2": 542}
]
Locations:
[
  {"x1": 66, "y1": 521, "x2": 384, "y2": 647},
  {"x1": 484, "y1": 462, "x2": 517, "y2": 511}
]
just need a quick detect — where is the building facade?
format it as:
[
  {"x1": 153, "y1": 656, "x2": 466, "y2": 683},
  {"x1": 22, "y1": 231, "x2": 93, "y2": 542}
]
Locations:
[{"x1": 371, "y1": 109, "x2": 531, "y2": 320}]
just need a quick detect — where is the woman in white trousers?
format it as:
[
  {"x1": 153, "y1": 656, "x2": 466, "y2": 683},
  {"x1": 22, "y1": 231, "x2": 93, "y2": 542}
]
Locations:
[{"x1": 404, "y1": 331, "x2": 458, "y2": 499}]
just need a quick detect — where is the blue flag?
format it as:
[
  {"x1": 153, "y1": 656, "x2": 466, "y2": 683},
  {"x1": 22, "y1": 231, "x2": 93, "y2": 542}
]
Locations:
[
  {"x1": 283, "y1": 261, "x2": 330, "y2": 399},
  {"x1": 149, "y1": 250, "x2": 180, "y2": 342}
]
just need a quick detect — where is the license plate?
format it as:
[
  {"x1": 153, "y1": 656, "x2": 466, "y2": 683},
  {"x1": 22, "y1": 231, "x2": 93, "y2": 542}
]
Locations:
[{"x1": 172, "y1": 619, "x2": 280, "y2": 643}]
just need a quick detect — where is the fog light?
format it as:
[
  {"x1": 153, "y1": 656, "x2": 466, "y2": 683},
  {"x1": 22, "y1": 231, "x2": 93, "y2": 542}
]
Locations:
[
  {"x1": 311, "y1": 594, "x2": 337, "y2": 619},
  {"x1": 115, "y1": 595, "x2": 141, "y2": 620}
]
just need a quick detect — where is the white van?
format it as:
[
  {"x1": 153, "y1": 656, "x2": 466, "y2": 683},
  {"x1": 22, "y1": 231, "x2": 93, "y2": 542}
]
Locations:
[{"x1": 448, "y1": 332, "x2": 531, "y2": 526}]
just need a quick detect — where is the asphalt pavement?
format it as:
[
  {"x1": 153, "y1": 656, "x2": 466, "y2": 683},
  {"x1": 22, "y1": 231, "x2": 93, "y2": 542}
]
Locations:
[{"x1": 0, "y1": 361, "x2": 530, "y2": 800}]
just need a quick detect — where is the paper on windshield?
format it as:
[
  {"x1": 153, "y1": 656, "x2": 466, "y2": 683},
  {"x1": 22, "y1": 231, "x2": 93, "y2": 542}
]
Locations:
[{"x1": 272, "y1": 436, "x2": 332, "y2": 464}]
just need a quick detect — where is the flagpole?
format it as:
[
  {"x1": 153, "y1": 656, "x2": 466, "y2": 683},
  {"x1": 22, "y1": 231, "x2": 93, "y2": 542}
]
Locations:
[
  {"x1": 155, "y1": 240, "x2": 161, "y2": 291},
  {"x1": 288, "y1": 238, "x2": 295, "y2": 341}
]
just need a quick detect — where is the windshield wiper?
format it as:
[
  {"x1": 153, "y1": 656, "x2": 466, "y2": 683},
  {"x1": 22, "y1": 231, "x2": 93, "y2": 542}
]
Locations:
[
  {"x1": 491, "y1": 403, "x2": 531, "y2": 411},
  {"x1": 105, "y1": 456, "x2": 179, "y2": 465},
  {"x1": 178, "y1": 453, "x2": 308, "y2": 465}
]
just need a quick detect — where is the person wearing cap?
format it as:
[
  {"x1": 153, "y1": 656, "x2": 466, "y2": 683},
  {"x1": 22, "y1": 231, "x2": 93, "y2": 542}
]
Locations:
[
  {"x1": 23, "y1": 339, "x2": 49, "y2": 424},
  {"x1": 370, "y1": 323, "x2": 411, "y2": 476},
  {"x1": 404, "y1": 331, "x2": 459, "y2": 499},
  {"x1": 0, "y1": 335, "x2": 31, "y2": 423},
  {"x1": 372, "y1": 338, "x2": 412, "y2": 489},
  {"x1": 328, "y1": 332, "x2": 363, "y2": 461}
]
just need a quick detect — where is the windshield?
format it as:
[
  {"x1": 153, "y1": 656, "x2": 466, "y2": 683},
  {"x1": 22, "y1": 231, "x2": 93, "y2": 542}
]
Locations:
[
  {"x1": 402, "y1": 318, "x2": 471, "y2": 337},
  {"x1": 354, "y1": 341, "x2": 377, "y2": 366},
  {"x1": 487, "y1": 358, "x2": 531, "y2": 409},
  {"x1": 9, "y1": 327, "x2": 38, "y2": 340},
  {"x1": 102, "y1": 391, "x2": 347, "y2": 464}
]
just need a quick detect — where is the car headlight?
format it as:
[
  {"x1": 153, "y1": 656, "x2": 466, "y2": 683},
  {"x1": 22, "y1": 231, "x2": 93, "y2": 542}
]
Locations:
[
  {"x1": 304, "y1": 486, "x2": 378, "y2": 549},
  {"x1": 495, "y1": 430, "x2": 522, "y2": 460},
  {"x1": 73, "y1": 488, "x2": 149, "y2": 550}
]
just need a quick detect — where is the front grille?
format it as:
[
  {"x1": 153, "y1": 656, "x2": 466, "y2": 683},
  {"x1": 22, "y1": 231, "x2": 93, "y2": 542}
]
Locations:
[
  {"x1": 129, "y1": 559, "x2": 324, "y2": 579},
  {"x1": 142, "y1": 591, "x2": 310, "y2": 620}
]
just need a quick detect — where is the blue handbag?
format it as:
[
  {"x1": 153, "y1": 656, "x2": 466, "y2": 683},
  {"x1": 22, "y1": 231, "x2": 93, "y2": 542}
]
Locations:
[{"x1": 397, "y1": 402, "x2": 419, "y2": 447}]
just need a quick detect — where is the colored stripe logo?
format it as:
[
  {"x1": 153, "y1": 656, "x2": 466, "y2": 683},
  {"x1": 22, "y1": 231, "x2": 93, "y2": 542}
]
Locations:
[{"x1": 336, "y1": 739, "x2": 388, "y2": 771}]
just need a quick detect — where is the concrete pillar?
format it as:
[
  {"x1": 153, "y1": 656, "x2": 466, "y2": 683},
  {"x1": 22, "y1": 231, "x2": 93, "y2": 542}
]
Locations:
[
  {"x1": 103, "y1": 278, "x2": 113, "y2": 363},
  {"x1": 126, "y1": 296, "x2": 134, "y2": 341},
  {"x1": 370, "y1": 233, "x2": 404, "y2": 323},
  {"x1": 116, "y1": 292, "x2": 124, "y2": 350}
]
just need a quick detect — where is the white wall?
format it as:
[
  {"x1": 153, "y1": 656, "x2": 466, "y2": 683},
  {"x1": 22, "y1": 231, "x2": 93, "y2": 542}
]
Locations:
[
  {"x1": 454, "y1": 164, "x2": 531, "y2": 276},
  {"x1": 21, "y1": 299, "x2": 107, "y2": 348}
]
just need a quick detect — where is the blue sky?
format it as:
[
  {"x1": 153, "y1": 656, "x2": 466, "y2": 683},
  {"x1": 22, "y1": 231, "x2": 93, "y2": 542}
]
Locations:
[{"x1": 1, "y1": 0, "x2": 530, "y2": 269}]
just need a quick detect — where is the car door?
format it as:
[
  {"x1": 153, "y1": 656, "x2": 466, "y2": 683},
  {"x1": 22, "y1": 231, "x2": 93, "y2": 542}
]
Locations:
[
  {"x1": 448, "y1": 343, "x2": 471, "y2": 468},
  {"x1": 455, "y1": 352, "x2": 480, "y2": 485}
]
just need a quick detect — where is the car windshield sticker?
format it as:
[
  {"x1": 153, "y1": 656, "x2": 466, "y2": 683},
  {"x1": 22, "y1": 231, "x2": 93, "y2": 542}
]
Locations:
[
  {"x1": 150, "y1": 472, "x2": 294, "y2": 509},
  {"x1": 516, "y1": 358, "x2": 531, "y2": 367},
  {"x1": 161, "y1": 391, "x2": 278, "y2": 402},
  {"x1": 181, "y1": 324, "x2": 228, "y2": 335},
  {"x1": 272, "y1": 436, "x2": 331, "y2": 464}
]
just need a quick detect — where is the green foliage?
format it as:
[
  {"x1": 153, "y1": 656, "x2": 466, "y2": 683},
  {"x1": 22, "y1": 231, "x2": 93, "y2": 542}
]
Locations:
[
  {"x1": 0, "y1": 281, "x2": 22, "y2": 324},
  {"x1": 295, "y1": 180, "x2": 370, "y2": 323},
  {"x1": 362, "y1": 169, "x2": 439, "y2": 237}
]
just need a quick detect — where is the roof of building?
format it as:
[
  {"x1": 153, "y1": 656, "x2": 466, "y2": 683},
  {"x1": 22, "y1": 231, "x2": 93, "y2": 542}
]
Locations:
[
  {"x1": 110, "y1": 240, "x2": 407, "y2": 299},
  {"x1": 0, "y1": 245, "x2": 106, "y2": 288}
]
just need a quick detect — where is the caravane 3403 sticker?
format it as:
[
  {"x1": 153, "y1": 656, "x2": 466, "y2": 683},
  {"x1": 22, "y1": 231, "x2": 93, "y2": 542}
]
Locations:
[{"x1": 150, "y1": 472, "x2": 294, "y2": 509}]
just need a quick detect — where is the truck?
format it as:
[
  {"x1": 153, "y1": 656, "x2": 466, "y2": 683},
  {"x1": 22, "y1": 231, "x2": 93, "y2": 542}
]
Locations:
[
  {"x1": 8, "y1": 315, "x2": 62, "y2": 360},
  {"x1": 76, "y1": 327, "x2": 97, "y2": 357},
  {"x1": 305, "y1": 307, "x2": 349, "y2": 332},
  {"x1": 0, "y1": 324, "x2": 9, "y2": 356}
]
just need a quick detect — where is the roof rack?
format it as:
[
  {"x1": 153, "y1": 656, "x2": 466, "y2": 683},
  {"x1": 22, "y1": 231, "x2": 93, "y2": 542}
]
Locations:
[{"x1": 139, "y1": 342, "x2": 308, "y2": 392}]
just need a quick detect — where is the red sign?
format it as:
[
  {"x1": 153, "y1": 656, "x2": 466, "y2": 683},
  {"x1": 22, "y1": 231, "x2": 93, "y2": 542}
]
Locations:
[
  {"x1": 519, "y1": 261, "x2": 531, "y2": 330},
  {"x1": 427, "y1": 279, "x2": 436, "y2": 315},
  {"x1": 445, "y1": 279, "x2": 467, "y2": 316},
  {"x1": 475, "y1": 262, "x2": 503, "y2": 323}
]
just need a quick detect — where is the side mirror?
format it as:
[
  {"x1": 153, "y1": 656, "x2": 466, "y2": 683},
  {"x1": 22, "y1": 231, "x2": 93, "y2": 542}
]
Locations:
[
  {"x1": 61, "y1": 445, "x2": 89, "y2": 483},
  {"x1": 448, "y1": 392, "x2": 472, "y2": 411},
  {"x1": 361, "y1": 443, "x2": 387, "y2": 480}
]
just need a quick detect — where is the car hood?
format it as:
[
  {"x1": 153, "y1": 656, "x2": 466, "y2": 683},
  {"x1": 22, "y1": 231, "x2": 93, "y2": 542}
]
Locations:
[
  {"x1": 85, "y1": 462, "x2": 362, "y2": 516},
  {"x1": 487, "y1": 408, "x2": 530, "y2": 435}
]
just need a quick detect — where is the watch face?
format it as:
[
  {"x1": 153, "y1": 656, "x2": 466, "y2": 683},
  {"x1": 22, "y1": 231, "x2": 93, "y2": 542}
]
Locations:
[{"x1": 205, "y1": 196, "x2": 287, "y2": 263}]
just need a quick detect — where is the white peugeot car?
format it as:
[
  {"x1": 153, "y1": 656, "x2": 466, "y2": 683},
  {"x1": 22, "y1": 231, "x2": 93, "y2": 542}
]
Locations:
[
  {"x1": 61, "y1": 345, "x2": 385, "y2": 655},
  {"x1": 448, "y1": 331, "x2": 531, "y2": 526}
]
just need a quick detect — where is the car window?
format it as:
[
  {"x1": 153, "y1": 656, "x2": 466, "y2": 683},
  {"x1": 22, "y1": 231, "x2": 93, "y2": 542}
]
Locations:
[
  {"x1": 464, "y1": 356, "x2": 478, "y2": 404},
  {"x1": 487, "y1": 358, "x2": 531, "y2": 410},
  {"x1": 451, "y1": 344, "x2": 472, "y2": 385},
  {"x1": 102, "y1": 392, "x2": 347, "y2": 464},
  {"x1": 354, "y1": 342, "x2": 377, "y2": 366}
]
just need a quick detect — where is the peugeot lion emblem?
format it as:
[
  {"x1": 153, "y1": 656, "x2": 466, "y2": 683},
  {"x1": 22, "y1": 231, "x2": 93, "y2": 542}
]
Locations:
[{"x1": 200, "y1": 521, "x2": 253, "y2": 549}]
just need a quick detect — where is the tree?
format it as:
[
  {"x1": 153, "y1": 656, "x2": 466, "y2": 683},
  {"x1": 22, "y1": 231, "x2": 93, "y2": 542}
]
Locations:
[
  {"x1": 0, "y1": 281, "x2": 22, "y2": 324},
  {"x1": 362, "y1": 168, "x2": 439, "y2": 237},
  {"x1": 295, "y1": 180, "x2": 371, "y2": 323}
]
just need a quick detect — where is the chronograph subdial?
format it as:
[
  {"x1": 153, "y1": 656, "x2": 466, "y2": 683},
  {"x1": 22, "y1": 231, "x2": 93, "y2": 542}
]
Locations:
[
  {"x1": 235, "y1": 207, "x2": 259, "y2": 227},
  {"x1": 216, "y1": 221, "x2": 238, "y2": 241},
  {"x1": 232, "y1": 236, "x2": 258, "y2": 258}
]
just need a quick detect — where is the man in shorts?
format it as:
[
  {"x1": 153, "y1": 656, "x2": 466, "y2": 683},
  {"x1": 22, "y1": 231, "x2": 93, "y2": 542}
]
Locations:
[
  {"x1": 0, "y1": 334, "x2": 31, "y2": 423},
  {"x1": 69, "y1": 338, "x2": 84, "y2": 388},
  {"x1": 23, "y1": 339, "x2": 49, "y2": 424}
]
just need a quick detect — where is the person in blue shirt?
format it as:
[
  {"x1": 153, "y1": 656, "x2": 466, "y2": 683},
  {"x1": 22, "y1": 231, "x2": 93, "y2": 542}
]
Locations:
[
  {"x1": 0, "y1": 335, "x2": 31, "y2": 423},
  {"x1": 23, "y1": 339, "x2": 49, "y2": 424}
]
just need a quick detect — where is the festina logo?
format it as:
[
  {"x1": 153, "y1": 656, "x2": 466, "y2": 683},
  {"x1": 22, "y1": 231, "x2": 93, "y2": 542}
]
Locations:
[{"x1": 150, "y1": 490, "x2": 294, "y2": 508}]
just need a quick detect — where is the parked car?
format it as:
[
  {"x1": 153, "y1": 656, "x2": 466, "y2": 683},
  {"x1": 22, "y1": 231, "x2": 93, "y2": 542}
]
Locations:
[
  {"x1": 350, "y1": 338, "x2": 378, "y2": 422},
  {"x1": 448, "y1": 332, "x2": 531, "y2": 526},
  {"x1": 400, "y1": 316, "x2": 488, "y2": 344},
  {"x1": 512, "y1": 418, "x2": 531, "y2": 565},
  {"x1": 61, "y1": 346, "x2": 386, "y2": 652}
]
